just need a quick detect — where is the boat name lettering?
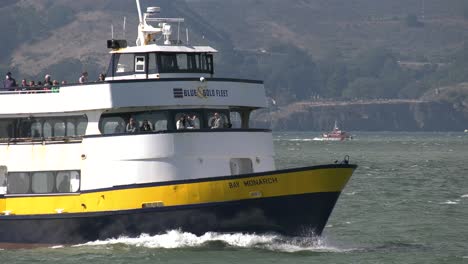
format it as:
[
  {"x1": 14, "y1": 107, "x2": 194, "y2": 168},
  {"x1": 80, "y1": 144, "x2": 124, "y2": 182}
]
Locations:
[
  {"x1": 173, "y1": 88, "x2": 229, "y2": 98},
  {"x1": 228, "y1": 181, "x2": 240, "y2": 189},
  {"x1": 243, "y1": 177, "x2": 278, "y2": 187}
]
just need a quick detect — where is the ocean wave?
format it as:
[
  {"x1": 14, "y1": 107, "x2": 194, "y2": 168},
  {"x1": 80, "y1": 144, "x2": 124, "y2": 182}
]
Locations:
[
  {"x1": 73, "y1": 230, "x2": 350, "y2": 253},
  {"x1": 461, "y1": 194, "x2": 468, "y2": 198}
]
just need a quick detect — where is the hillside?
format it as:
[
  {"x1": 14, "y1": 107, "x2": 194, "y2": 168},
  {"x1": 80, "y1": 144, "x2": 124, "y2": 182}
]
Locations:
[{"x1": 1, "y1": 0, "x2": 468, "y2": 109}]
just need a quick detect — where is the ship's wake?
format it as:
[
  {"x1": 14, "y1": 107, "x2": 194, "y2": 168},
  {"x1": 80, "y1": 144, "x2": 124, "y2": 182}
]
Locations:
[{"x1": 73, "y1": 230, "x2": 349, "y2": 253}]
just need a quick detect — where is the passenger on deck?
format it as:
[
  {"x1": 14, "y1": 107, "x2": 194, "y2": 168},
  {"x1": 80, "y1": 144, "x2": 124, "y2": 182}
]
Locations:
[
  {"x1": 20, "y1": 79, "x2": 28, "y2": 90},
  {"x1": 140, "y1": 120, "x2": 153, "y2": 131},
  {"x1": 126, "y1": 117, "x2": 138, "y2": 133},
  {"x1": 97, "y1": 73, "x2": 106, "y2": 82},
  {"x1": 43, "y1": 74, "x2": 53, "y2": 86},
  {"x1": 186, "y1": 115, "x2": 198, "y2": 129},
  {"x1": 176, "y1": 116, "x2": 186, "y2": 130},
  {"x1": 51, "y1": 80, "x2": 60, "y2": 93},
  {"x1": 79, "y1": 72, "x2": 88, "y2": 84},
  {"x1": 3, "y1": 72, "x2": 17, "y2": 91},
  {"x1": 61, "y1": 80, "x2": 67, "y2": 85},
  {"x1": 211, "y1": 113, "x2": 224, "y2": 129}
]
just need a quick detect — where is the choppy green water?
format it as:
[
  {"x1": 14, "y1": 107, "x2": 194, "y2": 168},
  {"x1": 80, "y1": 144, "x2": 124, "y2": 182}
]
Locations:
[{"x1": 1, "y1": 132, "x2": 467, "y2": 264}]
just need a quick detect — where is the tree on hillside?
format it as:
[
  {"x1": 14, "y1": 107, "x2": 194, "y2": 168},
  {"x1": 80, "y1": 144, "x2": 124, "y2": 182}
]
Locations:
[
  {"x1": 354, "y1": 47, "x2": 396, "y2": 78},
  {"x1": 405, "y1": 14, "x2": 424, "y2": 27},
  {"x1": 264, "y1": 44, "x2": 320, "y2": 103},
  {"x1": 342, "y1": 77, "x2": 381, "y2": 99}
]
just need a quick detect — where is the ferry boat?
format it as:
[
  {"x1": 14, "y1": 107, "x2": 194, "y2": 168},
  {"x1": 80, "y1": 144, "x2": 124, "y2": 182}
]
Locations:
[
  {"x1": 0, "y1": 1, "x2": 357, "y2": 245},
  {"x1": 313, "y1": 121, "x2": 352, "y2": 141}
]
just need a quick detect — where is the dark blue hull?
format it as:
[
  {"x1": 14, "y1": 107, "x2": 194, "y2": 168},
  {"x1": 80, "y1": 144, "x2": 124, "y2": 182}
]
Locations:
[{"x1": 0, "y1": 192, "x2": 341, "y2": 245}]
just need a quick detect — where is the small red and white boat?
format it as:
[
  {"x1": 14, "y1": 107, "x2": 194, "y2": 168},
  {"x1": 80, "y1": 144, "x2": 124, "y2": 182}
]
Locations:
[{"x1": 314, "y1": 121, "x2": 352, "y2": 141}]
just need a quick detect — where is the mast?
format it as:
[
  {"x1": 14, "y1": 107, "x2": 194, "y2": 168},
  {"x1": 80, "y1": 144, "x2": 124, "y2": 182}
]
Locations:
[
  {"x1": 134, "y1": 1, "x2": 185, "y2": 46},
  {"x1": 136, "y1": 0, "x2": 143, "y2": 23}
]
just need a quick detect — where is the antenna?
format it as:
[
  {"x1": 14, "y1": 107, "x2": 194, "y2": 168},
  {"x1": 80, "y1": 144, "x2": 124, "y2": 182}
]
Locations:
[
  {"x1": 136, "y1": 0, "x2": 143, "y2": 23},
  {"x1": 123, "y1": 16, "x2": 127, "y2": 39},
  {"x1": 186, "y1": 28, "x2": 189, "y2": 45},
  {"x1": 177, "y1": 21, "x2": 180, "y2": 44},
  {"x1": 111, "y1": 24, "x2": 114, "y2": 39}
]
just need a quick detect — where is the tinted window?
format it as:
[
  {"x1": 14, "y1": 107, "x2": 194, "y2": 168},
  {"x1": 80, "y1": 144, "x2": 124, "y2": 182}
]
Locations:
[
  {"x1": 158, "y1": 53, "x2": 213, "y2": 73},
  {"x1": 100, "y1": 116, "x2": 126, "y2": 134},
  {"x1": 7, "y1": 172, "x2": 30, "y2": 194},
  {"x1": 43, "y1": 121, "x2": 53, "y2": 138},
  {"x1": 0, "y1": 115, "x2": 87, "y2": 139},
  {"x1": 207, "y1": 111, "x2": 230, "y2": 129},
  {"x1": 175, "y1": 111, "x2": 200, "y2": 130},
  {"x1": 115, "y1": 53, "x2": 134, "y2": 74},
  {"x1": 54, "y1": 120, "x2": 66, "y2": 137},
  {"x1": 148, "y1": 53, "x2": 157, "y2": 74},
  {"x1": 230, "y1": 111, "x2": 242, "y2": 129},
  {"x1": 32, "y1": 172, "x2": 55, "y2": 193},
  {"x1": 76, "y1": 116, "x2": 88, "y2": 136},
  {"x1": 30, "y1": 120, "x2": 42, "y2": 138},
  {"x1": 56, "y1": 171, "x2": 80, "y2": 193},
  {"x1": 100, "y1": 112, "x2": 169, "y2": 134},
  {"x1": 0, "y1": 119, "x2": 15, "y2": 138}
]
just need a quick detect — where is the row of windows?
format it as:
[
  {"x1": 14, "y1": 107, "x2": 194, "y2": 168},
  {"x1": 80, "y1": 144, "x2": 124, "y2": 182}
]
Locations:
[
  {"x1": 108, "y1": 52, "x2": 214, "y2": 77},
  {"x1": 0, "y1": 170, "x2": 80, "y2": 195},
  {"x1": 0, "y1": 115, "x2": 87, "y2": 139},
  {"x1": 0, "y1": 109, "x2": 265, "y2": 140},
  {"x1": 99, "y1": 109, "x2": 245, "y2": 135}
]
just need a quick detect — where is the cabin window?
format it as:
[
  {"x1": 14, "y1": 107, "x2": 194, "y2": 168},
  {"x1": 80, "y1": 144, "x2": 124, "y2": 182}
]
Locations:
[
  {"x1": 54, "y1": 120, "x2": 66, "y2": 137},
  {"x1": 76, "y1": 116, "x2": 88, "y2": 136},
  {"x1": 0, "y1": 166, "x2": 7, "y2": 195},
  {"x1": 115, "y1": 53, "x2": 134, "y2": 74},
  {"x1": 43, "y1": 121, "x2": 53, "y2": 138},
  {"x1": 159, "y1": 53, "x2": 179, "y2": 71},
  {"x1": 206, "y1": 111, "x2": 230, "y2": 129},
  {"x1": 230, "y1": 158, "x2": 253, "y2": 175},
  {"x1": 135, "y1": 111, "x2": 169, "y2": 132},
  {"x1": 135, "y1": 55, "x2": 146, "y2": 72},
  {"x1": 174, "y1": 111, "x2": 201, "y2": 130},
  {"x1": 6, "y1": 170, "x2": 80, "y2": 195},
  {"x1": 148, "y1": 53, "x2": 158, "y2": 74},
  {"x1": 0, "y1": 119, "x2": 15, "y2": 138},
  {"x1": 56, "y1": 171, "x2": 80, "y2": 193},
  {"x1": 30, "y1": 120, "x2": 42, "y2": 138},
  {"x1": 157, "y1": 53, "x2": 213, "y2": 74},
  {"x1": 100, "y1": 116, "x2": 126, "y2": 134},
  {"x1": 99, "y1": 111, "x2": 169, "y2": 134},
  {"x1": 7, "y1": 172, "x2": 30, "y2": 194},
  {"x1": 229, "y1": 111, "x2": 242, "y2": 129},
  {"x1": 0, "y1": 115, "x2": 87, "y2": 140},
  {"x1": 32, "y1": 172, "x2": 55, "y2": 194}
]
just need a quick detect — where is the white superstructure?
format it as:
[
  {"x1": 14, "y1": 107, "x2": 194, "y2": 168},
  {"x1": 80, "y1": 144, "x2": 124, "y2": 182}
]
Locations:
[{"x1": 0, "y1": 2, "x2": 274, "y2": 195}]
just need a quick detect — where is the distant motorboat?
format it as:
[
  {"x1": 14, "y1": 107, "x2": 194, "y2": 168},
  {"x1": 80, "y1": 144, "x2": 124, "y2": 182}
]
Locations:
[{"x1": 313, "y1": 121, "x2": 352, "y2": 141}]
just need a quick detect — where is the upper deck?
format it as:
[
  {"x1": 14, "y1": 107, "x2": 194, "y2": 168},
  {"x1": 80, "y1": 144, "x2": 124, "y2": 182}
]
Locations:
[{"x1": 0, "y1": 78, "x2": 266, "y2": 115}]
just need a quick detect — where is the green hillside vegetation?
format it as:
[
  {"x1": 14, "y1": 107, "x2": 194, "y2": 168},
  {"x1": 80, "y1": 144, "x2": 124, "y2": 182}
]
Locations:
[{"x1": 0, "y1": 0, "x2": 468, "y2": 108}]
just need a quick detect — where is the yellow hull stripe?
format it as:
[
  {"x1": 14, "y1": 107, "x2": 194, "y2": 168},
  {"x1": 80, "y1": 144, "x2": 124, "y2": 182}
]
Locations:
[{"x1": 0, "y1": 167, "x2": 354, "y2": 215}]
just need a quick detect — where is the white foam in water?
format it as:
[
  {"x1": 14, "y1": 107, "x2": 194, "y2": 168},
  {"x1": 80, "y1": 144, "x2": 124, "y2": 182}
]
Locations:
[
  {"x1": 461, "y1": 194, "x2": 468, "y2": 198},
  {"x1": 285, "y1": 138, "x2": 314, "y2": 142},
  {"x1": 49, "y1": 245, "x2": 64, "y2": 249},
  {"x1": 440, "y1": 200, "x2": 459, "y2": 205},
  {"x1": 74, "y1": 230, "x2": 349, "y2": 253}
]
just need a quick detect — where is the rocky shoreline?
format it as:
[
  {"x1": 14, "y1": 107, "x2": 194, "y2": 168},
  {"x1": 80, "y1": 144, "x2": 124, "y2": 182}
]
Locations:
[{"x1": 258, "y1": 100, "x2": 468, "y2": 131}]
